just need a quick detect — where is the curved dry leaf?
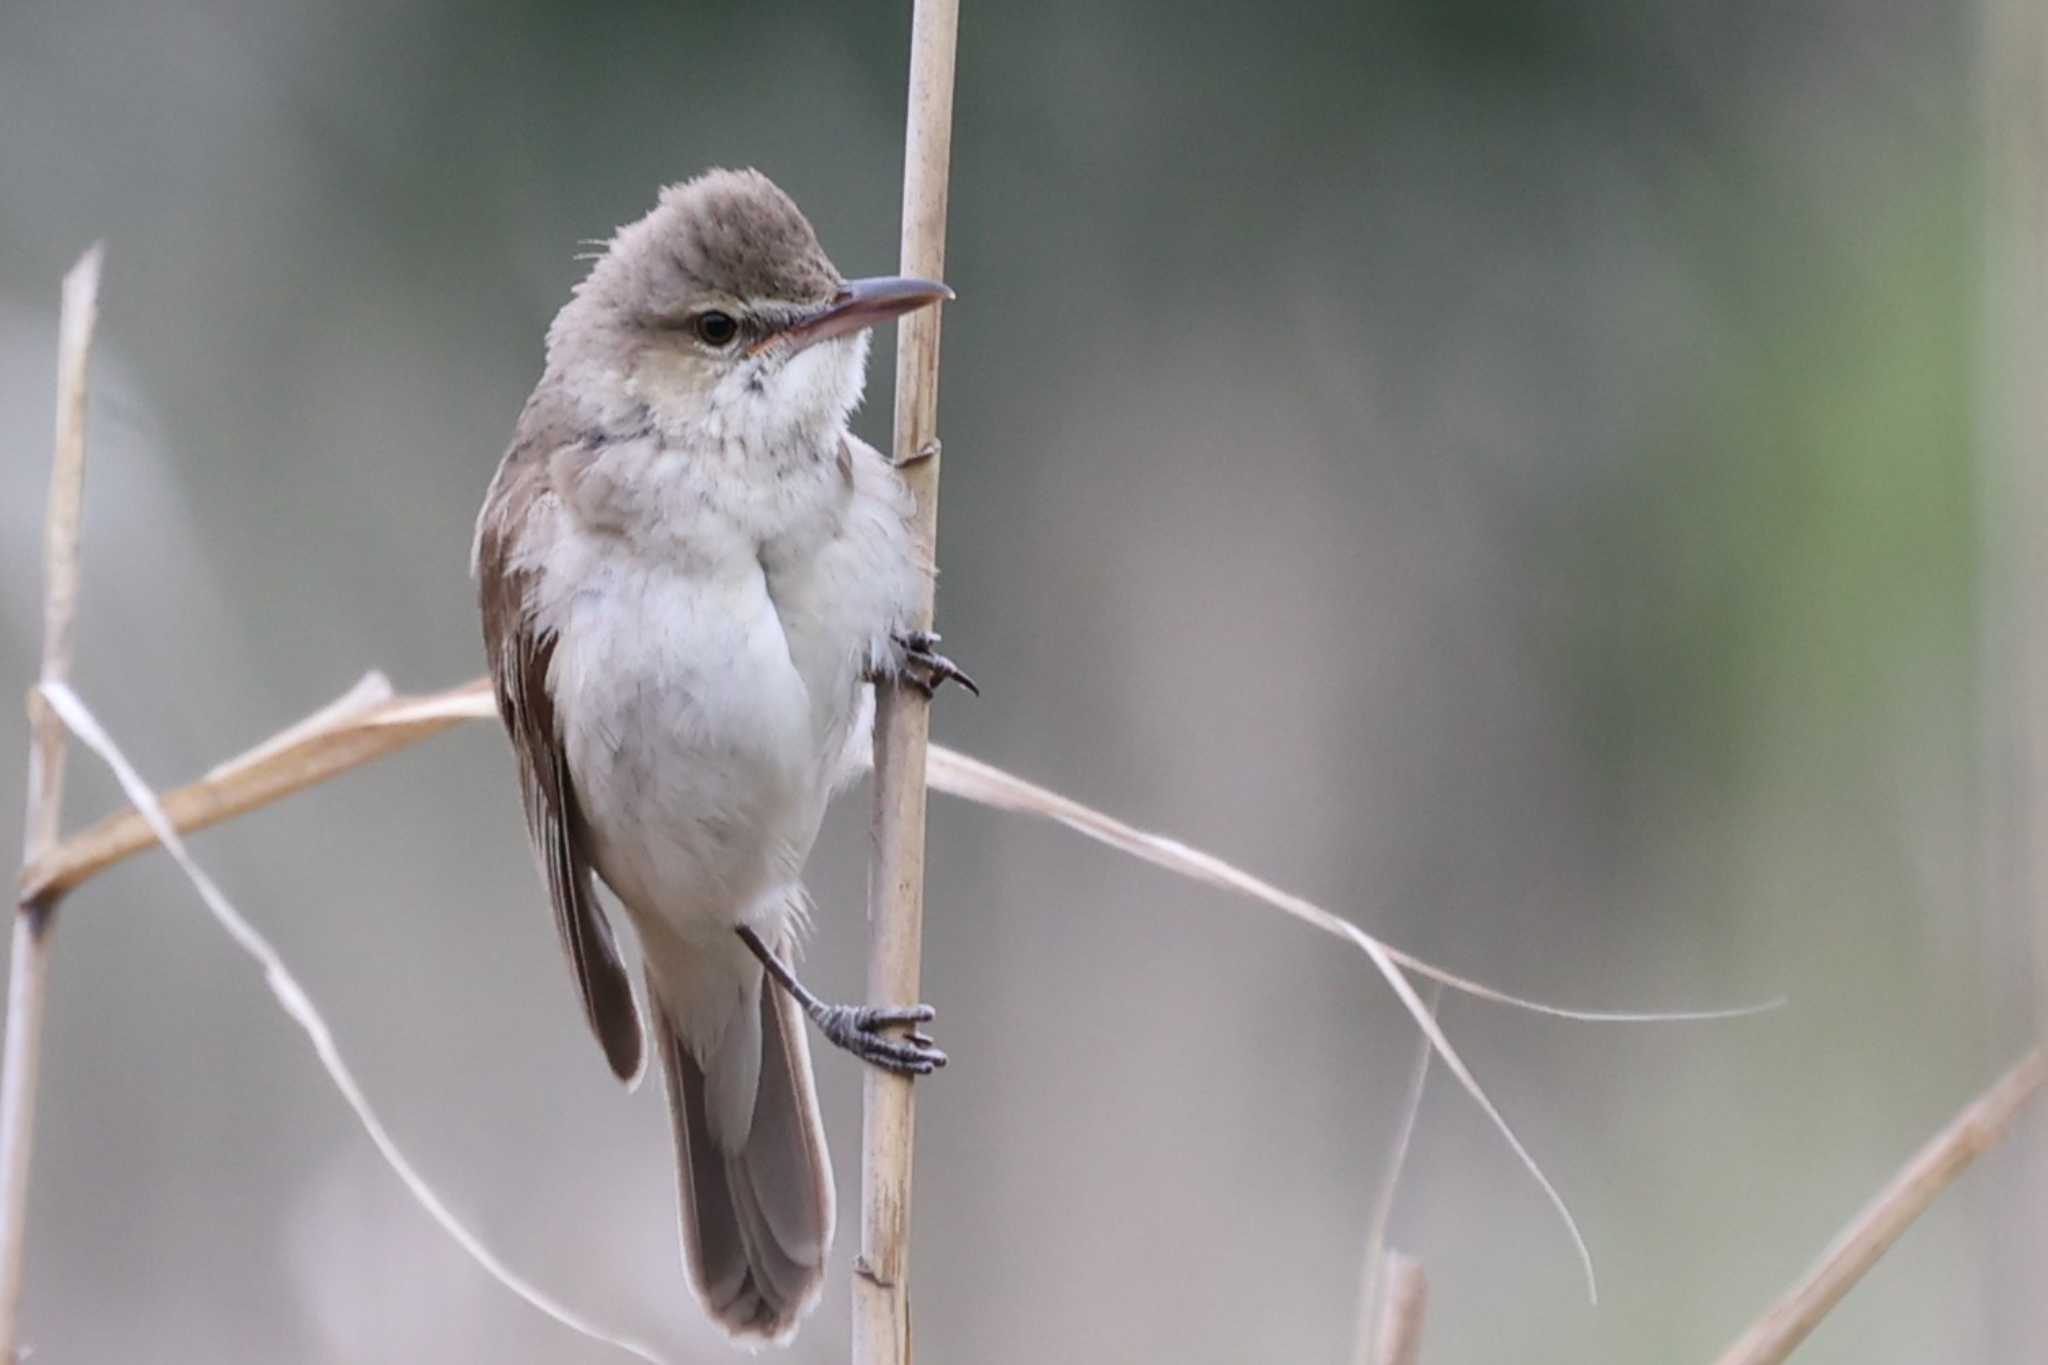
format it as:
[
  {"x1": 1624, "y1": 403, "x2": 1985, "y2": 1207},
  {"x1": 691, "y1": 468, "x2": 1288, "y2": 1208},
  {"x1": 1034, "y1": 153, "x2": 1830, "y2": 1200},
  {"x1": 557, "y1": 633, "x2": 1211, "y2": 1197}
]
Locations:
[
  {"x1": 20, "y1": 670, "x2": 1786, "y2": 1304},
  {"x1": 40, "y1": 680, "x2": 678, "y2": 1364}
]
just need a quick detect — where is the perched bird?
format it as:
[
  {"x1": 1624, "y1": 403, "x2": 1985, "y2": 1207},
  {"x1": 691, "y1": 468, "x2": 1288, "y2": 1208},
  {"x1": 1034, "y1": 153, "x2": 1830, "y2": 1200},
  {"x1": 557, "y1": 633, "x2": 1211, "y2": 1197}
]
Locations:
[{"x1": 473, "y1": 168, "x2": 972, "y2": 1344}]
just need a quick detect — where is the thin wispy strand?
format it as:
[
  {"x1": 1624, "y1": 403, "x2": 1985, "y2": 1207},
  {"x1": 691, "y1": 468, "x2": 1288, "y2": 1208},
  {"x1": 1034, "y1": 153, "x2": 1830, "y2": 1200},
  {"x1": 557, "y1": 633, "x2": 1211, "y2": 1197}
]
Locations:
[
  {"x1": 20, "y1": 670, "x2": 1785, "y2": 1310},
  {"x1": 39, "y1": 680, "x2": 678, "y2": 1365}
]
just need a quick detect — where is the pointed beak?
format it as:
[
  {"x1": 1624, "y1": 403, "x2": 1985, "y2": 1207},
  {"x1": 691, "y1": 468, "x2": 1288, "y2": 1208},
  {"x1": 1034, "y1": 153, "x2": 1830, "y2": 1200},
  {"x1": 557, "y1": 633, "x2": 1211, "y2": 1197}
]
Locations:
[{"x1": 756, "y1": 275, "x2": 954, "y2": 357}]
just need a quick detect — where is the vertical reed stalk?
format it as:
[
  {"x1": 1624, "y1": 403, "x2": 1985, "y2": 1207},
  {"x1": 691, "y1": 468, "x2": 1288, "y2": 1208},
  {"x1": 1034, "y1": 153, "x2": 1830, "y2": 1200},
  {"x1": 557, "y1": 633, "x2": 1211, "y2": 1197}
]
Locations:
[
  {"x1": 855, "y1": 4, "x2": 960, "y2": 1363},
  {"x1": 1372, "y1": 1254, "x2": 1427, "y2": 1365},
  {"x1": 0, "y1": 245, "x2": 103, "y2": 1360},
  {"x1": 1354, "y1": 984, "x2": 1439, "y2": 1365}
]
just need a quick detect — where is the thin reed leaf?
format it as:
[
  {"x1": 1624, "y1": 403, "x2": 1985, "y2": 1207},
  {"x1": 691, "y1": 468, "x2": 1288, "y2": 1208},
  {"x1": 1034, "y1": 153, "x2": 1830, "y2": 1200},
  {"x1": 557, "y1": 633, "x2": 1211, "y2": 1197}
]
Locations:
[{"x1": 17, "y1": 670, "x2": 1787, "y2": 1304}]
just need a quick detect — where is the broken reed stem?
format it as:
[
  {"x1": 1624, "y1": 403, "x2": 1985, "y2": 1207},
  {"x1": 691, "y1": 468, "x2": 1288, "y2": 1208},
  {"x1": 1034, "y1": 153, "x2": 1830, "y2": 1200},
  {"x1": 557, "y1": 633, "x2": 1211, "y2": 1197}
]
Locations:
[
  {"x1": 1711, "y1": 1047, "x2": 2047, "y2": 1365},
  {"x1": 856, "y1": 4, "x2": 960, "y2": 1363},
  {"x1": 1354, "y1": 983, "x2": 1439, "y2": 1365},
  {"x1": 18, "y1": 678, "x2": 485, "y2": 911},
  {"x1": 0, "y1": 244, "x2": 103, "y2": 1360},
  {"x1": 1372, "y1": 1254, "x2": 1427, "y2": 1365}
]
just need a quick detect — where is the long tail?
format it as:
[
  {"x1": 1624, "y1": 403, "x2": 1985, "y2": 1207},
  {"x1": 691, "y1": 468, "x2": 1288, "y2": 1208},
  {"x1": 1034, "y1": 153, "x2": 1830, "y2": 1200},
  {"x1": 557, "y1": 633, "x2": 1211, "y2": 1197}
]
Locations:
[{"x1": 650, "y1": 949, "x2": 834, "y2": 1344}]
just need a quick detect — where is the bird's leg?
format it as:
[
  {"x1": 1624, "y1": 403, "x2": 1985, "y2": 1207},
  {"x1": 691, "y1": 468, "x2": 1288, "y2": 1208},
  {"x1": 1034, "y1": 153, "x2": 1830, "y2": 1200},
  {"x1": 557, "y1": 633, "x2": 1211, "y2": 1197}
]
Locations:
[
  {"x1": 736, "y1": 926, "x2": 947, "y2": 1075},
  {"x1": 889, "y1": 629, "x2": 979, "y2": 698}
]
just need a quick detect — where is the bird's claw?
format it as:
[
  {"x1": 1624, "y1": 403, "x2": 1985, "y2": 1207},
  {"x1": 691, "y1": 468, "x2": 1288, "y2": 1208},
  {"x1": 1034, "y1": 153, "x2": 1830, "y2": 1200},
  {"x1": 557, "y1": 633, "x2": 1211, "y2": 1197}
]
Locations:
[
  {"x1": 894, "y1": 629, "x2": 980, "y2": 698},
  {"x1": 810, "y1": 1002, "x2": 948, "y2": 1076}
]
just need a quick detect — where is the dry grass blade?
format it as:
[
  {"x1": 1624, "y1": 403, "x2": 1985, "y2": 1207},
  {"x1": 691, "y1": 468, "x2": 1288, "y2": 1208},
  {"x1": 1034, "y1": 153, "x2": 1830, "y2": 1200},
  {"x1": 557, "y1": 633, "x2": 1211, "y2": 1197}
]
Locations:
[
  {"x1": 205, "y1": 670, "x2": 398, "y2": 780},
  {"x1": 15, "y1": 669, "x2": 1790, "y2": 1303},
  {"x1": 1370, "y1": 923, "x2": 1596, "y2": 1298},
  {"x1": 20, "y1": 675, "x2": 1776, "y2": 1028},
  {"x1": 925, "y1": 748, "x2": 1781, "y2": 1025},
  {"x1": 1711, "y1": 1047, "x2": 2046, "y2": 1365},
  {"x1": 1, "y1": 243, "x2": 104, "y2": 1358},
  {"x1": 38, "y1": 681, "x2": 676, "y2": 1365},
  {"x1": 18, "y1": 675, "x2": 479, "y2": 908}
]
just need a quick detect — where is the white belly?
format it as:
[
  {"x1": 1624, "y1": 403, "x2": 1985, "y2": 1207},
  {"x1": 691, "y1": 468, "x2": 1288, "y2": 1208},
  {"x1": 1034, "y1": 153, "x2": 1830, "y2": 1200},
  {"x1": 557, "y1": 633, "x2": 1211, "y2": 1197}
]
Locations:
[
  {"x1": 528, "y1": 430, "x2": 921, "y2": 952},
  {"x1": 548, "y1": 551, "x2": 840, "y2": 937}
]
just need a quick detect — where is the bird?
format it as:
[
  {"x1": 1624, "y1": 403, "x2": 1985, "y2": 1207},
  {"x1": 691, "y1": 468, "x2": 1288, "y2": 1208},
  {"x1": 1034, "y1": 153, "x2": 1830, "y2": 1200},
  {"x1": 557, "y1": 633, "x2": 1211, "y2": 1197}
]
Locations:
[{"x1": 472, "y1": 167, "x2": 973, "y2": 1345}]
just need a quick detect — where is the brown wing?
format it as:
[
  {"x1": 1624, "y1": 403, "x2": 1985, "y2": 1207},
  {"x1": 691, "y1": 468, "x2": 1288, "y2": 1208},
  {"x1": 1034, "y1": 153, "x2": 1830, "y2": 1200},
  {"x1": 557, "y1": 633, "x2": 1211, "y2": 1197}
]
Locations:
[{"x1": 476, "y1": 428, "x2": 645, "y2": 1084}]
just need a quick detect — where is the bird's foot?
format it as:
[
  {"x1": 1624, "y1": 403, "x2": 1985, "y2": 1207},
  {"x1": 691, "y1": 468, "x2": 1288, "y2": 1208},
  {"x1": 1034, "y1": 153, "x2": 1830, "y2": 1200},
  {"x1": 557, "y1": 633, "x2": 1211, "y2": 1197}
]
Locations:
[
  {"x1": 808, "y1": 1001, "x2": 947, "y2": 1076},
  {"x1": 893, "y1": 629, "x2": 979, "y2": 698}
]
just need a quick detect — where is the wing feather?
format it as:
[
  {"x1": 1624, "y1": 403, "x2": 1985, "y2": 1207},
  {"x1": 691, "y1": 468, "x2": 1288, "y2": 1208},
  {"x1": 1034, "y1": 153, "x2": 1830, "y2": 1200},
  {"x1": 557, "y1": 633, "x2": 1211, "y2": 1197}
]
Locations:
[{"x1": 477, "y1": 425, "x2": 645, "y2": 1084}]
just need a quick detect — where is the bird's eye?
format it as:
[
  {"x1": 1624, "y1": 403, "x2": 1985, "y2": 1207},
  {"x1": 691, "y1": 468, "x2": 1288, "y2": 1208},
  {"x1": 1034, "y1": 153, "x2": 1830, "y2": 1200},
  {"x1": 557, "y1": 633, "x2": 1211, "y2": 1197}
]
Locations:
[{"x1": 693, "y1": 311, "x2": 740, "y2": 347}]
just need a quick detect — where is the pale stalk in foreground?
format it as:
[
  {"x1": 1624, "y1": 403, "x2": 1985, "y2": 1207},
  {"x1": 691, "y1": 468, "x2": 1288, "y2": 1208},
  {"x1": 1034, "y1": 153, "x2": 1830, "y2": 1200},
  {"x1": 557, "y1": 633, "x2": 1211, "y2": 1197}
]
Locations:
[
  {"x1": 0, "y1": 246, "x2": 102, "y2": 1360},
  {"x1": 1711, "y1": 1048, "x2": 2046, "y2": 1365},
  {"x1": 1354, "y1": 984, "x2": 1439, "y2": 1365},
  {"x1": 1372, "y1": 1254, "x2": 1427, "y2": 1365},
  {"x1": 857, "y1": 3, "x2": 960, "y2": 1361}
]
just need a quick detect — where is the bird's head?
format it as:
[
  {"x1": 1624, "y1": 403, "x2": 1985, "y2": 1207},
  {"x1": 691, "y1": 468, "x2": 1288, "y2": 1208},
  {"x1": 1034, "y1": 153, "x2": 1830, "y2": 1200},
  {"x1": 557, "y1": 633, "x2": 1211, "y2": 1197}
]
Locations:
[{"x1": 551, "y1": 168, "x2": 951, "y2": 450}]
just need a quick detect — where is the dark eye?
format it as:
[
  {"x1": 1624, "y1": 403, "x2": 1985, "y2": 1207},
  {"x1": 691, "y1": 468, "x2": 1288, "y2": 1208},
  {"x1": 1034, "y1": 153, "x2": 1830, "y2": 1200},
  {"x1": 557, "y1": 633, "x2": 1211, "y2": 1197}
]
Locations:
[{"x1": 693, "y1": 311, "x2": 739, "y2": 347}]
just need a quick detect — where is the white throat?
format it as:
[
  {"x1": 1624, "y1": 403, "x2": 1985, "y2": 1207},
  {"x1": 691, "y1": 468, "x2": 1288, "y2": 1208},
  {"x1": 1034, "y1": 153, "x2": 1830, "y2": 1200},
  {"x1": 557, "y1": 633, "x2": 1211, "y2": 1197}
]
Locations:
[
  {"x1": 550, "y1": 328, "x2": 874, "y2": 558},
  {"x1": 660, "y1": 330, "x2": 871, "y2": 458}
]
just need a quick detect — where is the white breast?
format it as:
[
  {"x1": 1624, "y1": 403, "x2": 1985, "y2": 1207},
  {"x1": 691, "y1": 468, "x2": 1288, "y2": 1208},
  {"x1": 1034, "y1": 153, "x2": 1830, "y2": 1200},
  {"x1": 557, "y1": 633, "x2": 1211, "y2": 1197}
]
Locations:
[{"x1": 529, "y1": 429, "x2": 923, "y2": 944}]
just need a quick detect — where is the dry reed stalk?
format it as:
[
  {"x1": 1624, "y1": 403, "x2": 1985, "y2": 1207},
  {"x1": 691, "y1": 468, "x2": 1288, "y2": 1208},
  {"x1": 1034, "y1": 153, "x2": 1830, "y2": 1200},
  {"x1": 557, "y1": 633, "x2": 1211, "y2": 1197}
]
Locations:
[
  {"x1": 19, "y1": 671, "x2": 1759, "y2": 1033},
  {"x1": 856, "y1": 3, "x2": 961, "y2": 1360},
  {"x1": 1710, "y1": 1047, "x2": 2046, "y2": 1365},
  {"x1": 1372, "y1": 1253, "x2": 1427, "y2": 1365},
  {"x1": 17, "y1": 674, "x2": 485, "y2": 910},
  {"x1": 0, "y1": 246, "x2": 102, "y2": 1361},
  {"x1": 1354, "y1": 984, "x2": 1439, "y2": 1365}
]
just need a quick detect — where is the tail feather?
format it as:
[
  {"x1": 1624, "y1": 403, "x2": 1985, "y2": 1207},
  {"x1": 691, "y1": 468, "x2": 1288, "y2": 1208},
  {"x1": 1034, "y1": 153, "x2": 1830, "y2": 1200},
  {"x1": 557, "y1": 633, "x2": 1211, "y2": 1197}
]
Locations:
[{"x1": 652, "y1": 955, "x2": 833, "y2": 1344}]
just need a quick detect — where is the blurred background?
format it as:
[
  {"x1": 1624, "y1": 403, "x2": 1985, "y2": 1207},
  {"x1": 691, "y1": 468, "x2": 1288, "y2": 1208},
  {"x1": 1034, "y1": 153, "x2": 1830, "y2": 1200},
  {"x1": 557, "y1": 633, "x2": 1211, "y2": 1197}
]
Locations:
[{"x1": 0, "y1": 1, "x2": 2037, "y2": 1360}]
